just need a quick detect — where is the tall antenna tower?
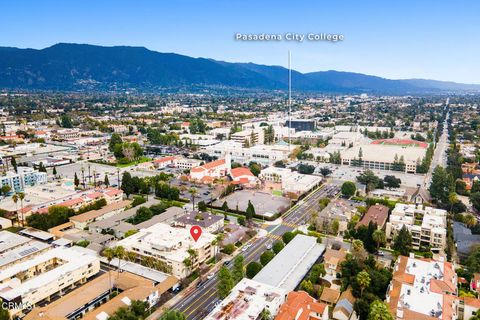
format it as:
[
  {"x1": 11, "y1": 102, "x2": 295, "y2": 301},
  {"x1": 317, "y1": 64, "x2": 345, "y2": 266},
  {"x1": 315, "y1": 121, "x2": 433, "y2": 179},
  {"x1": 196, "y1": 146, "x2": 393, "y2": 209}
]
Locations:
[{"x1": 288, "y1": 50, "x2": 292, "y2": 151}]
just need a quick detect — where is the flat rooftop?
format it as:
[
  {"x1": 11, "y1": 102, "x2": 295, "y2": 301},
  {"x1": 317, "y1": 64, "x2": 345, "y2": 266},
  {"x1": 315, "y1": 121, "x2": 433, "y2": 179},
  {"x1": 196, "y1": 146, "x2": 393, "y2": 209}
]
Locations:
[
  {"x1": 0, "y1": 246, "x2": 99, "y2": 301},
  {"x1": 253, "y1": 234, "x2": 325, "y2": 291},
  {"x1": 117, "y1": 222, "x2": 215, "y2": 263},
  {"x1": 205, "y1": 278, "x2": 286, "y2": 320},
  {"x1": 0, "y1": 231, "x2": 31, "y2": 254},
  {"x1": 102, "y1": 257, "x2": 175, "y2": 284}
]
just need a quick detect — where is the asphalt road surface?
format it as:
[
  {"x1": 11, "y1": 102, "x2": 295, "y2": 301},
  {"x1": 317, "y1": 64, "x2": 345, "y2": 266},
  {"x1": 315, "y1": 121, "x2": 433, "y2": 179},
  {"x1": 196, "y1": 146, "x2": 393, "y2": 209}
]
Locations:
[{"x1": 170, "y1": 183, "x2": 338, "y2": 320}]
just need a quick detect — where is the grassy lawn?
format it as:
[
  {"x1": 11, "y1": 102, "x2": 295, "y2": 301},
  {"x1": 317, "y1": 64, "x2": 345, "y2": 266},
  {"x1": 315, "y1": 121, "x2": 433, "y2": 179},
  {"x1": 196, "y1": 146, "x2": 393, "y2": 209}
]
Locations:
[
  {"x1": 115, "y1": 156, "x2": 152, "y2": 168},
  {"x1": 272, "y1": 190, "x2": 283, "y2": 196}
]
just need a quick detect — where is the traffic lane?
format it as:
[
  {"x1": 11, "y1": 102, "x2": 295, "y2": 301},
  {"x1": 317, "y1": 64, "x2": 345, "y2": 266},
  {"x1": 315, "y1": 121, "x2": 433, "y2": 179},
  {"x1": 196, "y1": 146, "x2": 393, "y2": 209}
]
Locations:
[{"x1": 173, "y1": 236, "x2": 270, "y2": 318}]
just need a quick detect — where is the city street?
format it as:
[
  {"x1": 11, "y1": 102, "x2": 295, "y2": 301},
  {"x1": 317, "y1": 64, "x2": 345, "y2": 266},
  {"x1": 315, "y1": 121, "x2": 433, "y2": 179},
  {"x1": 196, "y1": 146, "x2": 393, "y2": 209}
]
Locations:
[
  {"x1": 424, "y1": 110, "x2": 450, "y2": 188},
  {"x1": 165, "y1": 184, "x2": 336, "y2": 320}
]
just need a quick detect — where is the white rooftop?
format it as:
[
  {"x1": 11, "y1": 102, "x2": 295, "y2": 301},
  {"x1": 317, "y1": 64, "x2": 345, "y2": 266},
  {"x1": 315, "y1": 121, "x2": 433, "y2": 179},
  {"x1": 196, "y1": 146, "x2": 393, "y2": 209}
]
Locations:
[
  {"x1": 116, "y1": 223, "x2": 215, "y2": 263},
  {"x1": 0, "y1": 231, "x2": 31, "y2": 254},
  {"x1": 398, "y1": 258, "x2": 446, "y2": 317},
  {"x1": 205, "y1": 278, "x2": 286, "y2": 320},
  {"x1": 253, "y1": 235, "x2": 325, "y2": 291},
  {"x1": 0, "y1": 246, "x2": 99, "y2": 301}
]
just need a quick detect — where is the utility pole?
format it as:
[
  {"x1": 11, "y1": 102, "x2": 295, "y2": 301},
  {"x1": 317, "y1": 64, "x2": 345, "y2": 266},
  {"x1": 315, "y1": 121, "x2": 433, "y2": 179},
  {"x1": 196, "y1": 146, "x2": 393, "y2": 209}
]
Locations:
[
  {"x1": 88, "y1": 164, "x2": 91, "y2": 185},
  {"x1": 81, "y1": 167, "x2": 86, "y2": 189},
  {"x1": 117, "y1": 168, "x2": 121, "y2": 187},
  {"x1": 288, "y1": 50, "x2": 292, "y2": 152}
]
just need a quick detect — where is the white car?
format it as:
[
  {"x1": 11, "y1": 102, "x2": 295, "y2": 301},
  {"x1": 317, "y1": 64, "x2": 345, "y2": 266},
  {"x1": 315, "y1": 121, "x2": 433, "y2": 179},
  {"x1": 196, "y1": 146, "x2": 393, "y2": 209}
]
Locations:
[{"x1": 207, "y1": 273, "x2": 215, "y2": 280}]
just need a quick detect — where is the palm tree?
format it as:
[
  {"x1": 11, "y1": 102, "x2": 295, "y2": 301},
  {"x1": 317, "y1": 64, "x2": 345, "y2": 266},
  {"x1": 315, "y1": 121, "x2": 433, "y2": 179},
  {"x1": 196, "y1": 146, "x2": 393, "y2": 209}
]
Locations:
[
  {"x1": 372, "y1": 229, "x2": 386, "y2": 253},
  {"x1": 103, "y1": 248, "x2": 115, "y2": 293},
  {"x1": 12, "y1": 194, "x2": 19, "y2": 226},
  {"x1": 352, "y1": 239, "x2": 365, "y2": 260},
  {"x1": 356, "y1": 270, "x2": 371, "y2": 297},
  {"x1": 18, "y1": 192, "x2": 25, "y2": 227},
  {"x1": 189, "y1": 187, "x2": 198, "y2": 210},
  {"x1": 113, "y1": 246, "x2": 125, "y2": 292}
]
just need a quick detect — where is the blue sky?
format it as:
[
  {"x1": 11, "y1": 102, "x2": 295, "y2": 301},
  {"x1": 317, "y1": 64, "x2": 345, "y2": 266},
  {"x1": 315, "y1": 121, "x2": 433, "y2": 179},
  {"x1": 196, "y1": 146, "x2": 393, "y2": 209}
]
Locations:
[{"x1": 1, "y1": 0, "x2": 479, "y2": 83}]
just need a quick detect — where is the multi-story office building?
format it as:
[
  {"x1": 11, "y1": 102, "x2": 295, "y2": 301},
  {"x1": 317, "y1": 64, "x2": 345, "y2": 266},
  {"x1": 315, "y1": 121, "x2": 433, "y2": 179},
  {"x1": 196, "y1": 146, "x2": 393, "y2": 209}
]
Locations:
[
  {"x1": 0, "y1": 166, "x2": 47, "y2": 192},
  {"x1": 231, "y1": 128, "x2": 265, "y2": 146},
  {"x1": 341, "y1": 142, "x2": 427, "y2": 173},
  {"x1": 203, "y1": 140, "x2": 291, "y2": 166},
  {"x1": 386, "y1": 203, "x2": 447, "y2": 253},
  {"x1": 286, "y1": 119, "x2": 316, "y2": 132}
]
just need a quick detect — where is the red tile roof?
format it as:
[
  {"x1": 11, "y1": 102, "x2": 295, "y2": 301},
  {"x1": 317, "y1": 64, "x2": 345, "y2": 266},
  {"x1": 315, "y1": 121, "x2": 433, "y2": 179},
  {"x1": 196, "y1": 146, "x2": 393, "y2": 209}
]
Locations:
[
  {"x1": 231, "y1": 167, "x2": 254, "y2": 178},
  {"x1": 276, "y1": 291, "x2": 327, "y2": 320}
]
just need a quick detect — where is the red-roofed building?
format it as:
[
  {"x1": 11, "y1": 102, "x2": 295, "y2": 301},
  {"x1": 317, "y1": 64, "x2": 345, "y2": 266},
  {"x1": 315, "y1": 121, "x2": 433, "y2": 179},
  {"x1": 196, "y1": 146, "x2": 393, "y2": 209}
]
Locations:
[
  {"x1": 230, "y1": 167, "x2": 259, "y2": 187},
  {"x1": 275, "y1": 291, "x2": 328, "y2": 320},
  {"x1": 386, "y1": 255, "x2": 458, "y2": 320},
  {"x1": 190, "y1": 155, "x2": 231, "y2": 182},
  {"x1": 356, "y1": 204, "x2": 389, "y2": 229},
  {"x1": 153, "y1": 156, "x2": 179, "y2": 169}
]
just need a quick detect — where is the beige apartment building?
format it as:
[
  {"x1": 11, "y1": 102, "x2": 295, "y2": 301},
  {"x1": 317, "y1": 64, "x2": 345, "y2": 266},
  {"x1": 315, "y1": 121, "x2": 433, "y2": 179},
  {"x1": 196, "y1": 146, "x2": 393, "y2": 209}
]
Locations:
[
  {"x1": 116, "y1": 222, "x2": 217, "y2": 279},
  {"x1": 0, "y1": 244, "x2": 100, "y2": 317},
  {"x1": 386, "y1": 203, "x2": 447, "y2": 253}
]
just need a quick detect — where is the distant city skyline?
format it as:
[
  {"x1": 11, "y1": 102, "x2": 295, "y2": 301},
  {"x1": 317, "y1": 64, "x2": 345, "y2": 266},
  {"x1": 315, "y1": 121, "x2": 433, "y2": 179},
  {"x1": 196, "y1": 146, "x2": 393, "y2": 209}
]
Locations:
[{"x1": 1, "y1": 0, "x2": 479, "y2": 83}]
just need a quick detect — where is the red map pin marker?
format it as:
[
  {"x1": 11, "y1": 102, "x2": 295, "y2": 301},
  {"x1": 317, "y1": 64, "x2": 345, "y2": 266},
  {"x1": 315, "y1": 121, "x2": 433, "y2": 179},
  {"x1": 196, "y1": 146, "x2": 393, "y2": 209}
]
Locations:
[{"x1": 190, "y1": 226, "x2": 202, "y2": 242}]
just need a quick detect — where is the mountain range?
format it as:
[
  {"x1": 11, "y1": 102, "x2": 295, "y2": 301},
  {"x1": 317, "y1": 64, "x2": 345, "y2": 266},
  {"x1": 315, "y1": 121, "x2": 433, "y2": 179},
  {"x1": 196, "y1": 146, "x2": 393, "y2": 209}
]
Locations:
[{"x1": 0, "y1": 43, "x2": 478, "y2": 94}]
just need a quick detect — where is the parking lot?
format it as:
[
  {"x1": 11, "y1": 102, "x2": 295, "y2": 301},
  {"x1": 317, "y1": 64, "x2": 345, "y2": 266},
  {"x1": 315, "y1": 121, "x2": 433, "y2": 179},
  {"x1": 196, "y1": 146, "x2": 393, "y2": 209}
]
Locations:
[
  {"x1": 213, "y1": 190, "x2": 291, "y2": 217},
  {"x1": 55, "y1": 161, "x2": 160, "y2": 187},
  {"x1": 312, "y1": 163, "x2": 425, "y2": 188}
]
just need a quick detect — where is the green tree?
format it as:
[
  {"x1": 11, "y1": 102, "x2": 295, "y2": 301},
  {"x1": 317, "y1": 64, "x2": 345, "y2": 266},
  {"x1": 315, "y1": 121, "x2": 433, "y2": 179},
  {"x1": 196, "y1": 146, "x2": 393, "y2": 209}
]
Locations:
[
  {"x1": 60, "y1": 114, "x2": 73, "y2": 128},
  {"x1": 52, "y1": 166, "x2": 57, "y2": 176},
  {"x1": 299, "y1": 279, "x2": 314, "y2": 295},
  {"x1": 282, "y1": 231, "x2": 295, "y2": 244},
  {"x1": 104, "y1": 174, "x2": 110, "y2": 187},
  {"x1": 471, "y1": 192, "x2": 480, "y2": 212},
  {"x1": 217, "y1": 266, "x2": 234, "y2": 299},
  {"x1": 467, "y1": 245, "x2": 480, "y2": 273},
  {"x1": 246, "y1": 261, "x2": 262, "y2": 278},
  {"x1": 429, "y1": 166, "x2": 451, "y2": 204},
  {"x1": 121, "y1": 172, "x2": 135, "y2": 198},
  {"x1": 465, "y1": 214, "x2": 477, "y2": 228},
  {"x1": 272, "y1": 241, "x2": 284, "y2": 254},
  {"x1": 198, "y1": 201, "x2": 207, "y2": 212},
  {"x1": 341, "y1": 181, "x2": 357, "y2": 197},
  {"x1": 109, "y1": 300, "x2": 149, "y2": 320},
  {"x1": 246, "y1": 200, "x2": 256, "y2": 220},
  {"x1": 74, "y1": 172, "x2": 80, "y2": 187},
  {"x1": 158, "y1": 310, "x2": 187, "y2": 320},
  {"x1": 383, "y1": 175, "x2": 401, "y2": 189},
  {"x1": 368, "y1": 300, "x2": 394, "y2": 320},
  {"x1": 11, "y1": 156, "x2": 17, "y2": 173},
  {"x1": 372, "y1": 229, "x2": 386, "y2": 253},
  {"x1": 357, "y1": 170, "x2": 381, "y2": 193},
  {"x1": 331, "y1": 219, "x2": 340, "y2": 235},
  {"x1": 222, "y1": 243, "x2": 235, "y2": 255},
  {"x1": 248, "y1": 162, "x2": 261, "y2": 176},
  {"x1": 109, "y1": 133, "x2": 123, "y2": 152},
  {"x1": 260, "y1": 250, "x2": 275, "y2": 266},
  {"x1": 392, "y1": 225, "x2": 412, "y2": 256},
  {"x1": 237, "y1": 216, "x2": 246, "y2": 226},
  {"x1": 232, "y1": 255, "x2": 245, "y2": 284},
  {"x1": 0, "y1": 185, "x2": 11, "y2": 196},
  {"x1": 188, "y1": 187, "x2": 198, "y2": 210},
  {"x1": 356, "y1": 270, "x2": 371, "y2": 297},
  {"x1": 0, "y1": 299, "x2": 9, "y2": 319},
  {"x1": 308, "y1": 263, "x2": 326, "y2": 284}
]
